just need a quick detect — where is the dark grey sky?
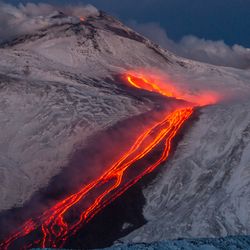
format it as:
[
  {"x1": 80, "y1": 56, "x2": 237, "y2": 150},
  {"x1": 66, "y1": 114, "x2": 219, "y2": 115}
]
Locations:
[{"x1": 6, "y1": 0, "x2": 250, "y2": 47}]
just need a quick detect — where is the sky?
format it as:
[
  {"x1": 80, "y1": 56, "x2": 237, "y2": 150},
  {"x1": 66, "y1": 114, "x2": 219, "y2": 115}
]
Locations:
[
  {"x1": 2, "y1": 0, "x2": 250, "y2": 68},
  {"x1": 7, "y1": 0, "x2": 250, "y2": 47}
]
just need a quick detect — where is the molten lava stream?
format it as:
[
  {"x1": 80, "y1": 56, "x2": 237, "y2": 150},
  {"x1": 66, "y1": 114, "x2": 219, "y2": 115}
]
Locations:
[
  {"x1": 126, "y1": 74, "x2": 175, "y2": 98},
  {"x1": 0, "y1": 73, "x2": 194, "y2": 250}
]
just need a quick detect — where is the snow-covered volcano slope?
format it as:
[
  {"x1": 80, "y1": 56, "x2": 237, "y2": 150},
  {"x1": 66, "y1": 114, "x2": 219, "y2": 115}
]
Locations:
[
  {"x1": 0, "y1": 10, "x2": 250, "y2": 240},
  {"x1": 122, "y1": 102, "x2": 250, "y2": 242},
  {"x1": 0, "y1": 73, "x2": 151, "y2": 211},
  {"x1": 108, "y1": 236, "x2": 250, "y2": 250}
]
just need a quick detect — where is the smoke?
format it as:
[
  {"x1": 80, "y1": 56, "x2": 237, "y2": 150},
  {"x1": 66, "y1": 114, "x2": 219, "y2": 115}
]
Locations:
[
  {"x1": 0, "y1": 2, "x2": 99, "y2": 41},
  {"x1": 128, "y1": 21, "x2": 250, "y2": 69}
]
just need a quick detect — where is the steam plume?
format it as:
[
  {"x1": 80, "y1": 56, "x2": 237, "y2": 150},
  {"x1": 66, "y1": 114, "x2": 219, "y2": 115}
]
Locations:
[
  {"x1": 129, "y1": 21, "x2": 250, "y2": 69},
  {"x1": 0, "y1": 2, "x2": 99, "y2": 41}
]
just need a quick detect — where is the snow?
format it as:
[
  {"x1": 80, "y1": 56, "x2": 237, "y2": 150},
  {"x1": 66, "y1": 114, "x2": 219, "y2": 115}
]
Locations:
[
  {"x1": 0, "y1": 11, "x2": 250, "y2": 242},
  {"x1": 122, "y1": 101, "x2": 250, "y2": 242},
  {"x1": 105, "y1": 236, "x2": 250, "y2": 250},
  {"x1": 0, "y1": 73, "x2": 151, "y2": 211}
]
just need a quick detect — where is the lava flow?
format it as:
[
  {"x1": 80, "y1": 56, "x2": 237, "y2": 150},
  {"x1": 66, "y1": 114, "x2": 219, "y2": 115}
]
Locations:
[
  {"x1": 1, "y1": 73, "x2": 195, "y2": 249},
  {"x1": 126, "y1": 74, "x2": 174, "y2": 98},
  {"x1": 125, "y1": 71, "x2": 219, "y2": 106}
]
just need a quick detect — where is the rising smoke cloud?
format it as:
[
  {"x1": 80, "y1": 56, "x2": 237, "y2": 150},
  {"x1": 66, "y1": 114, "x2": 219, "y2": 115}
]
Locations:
[
  {"x1": 129, "y1": 21, "x2": 250, "y2": 69},
  {"x1": 0, "y1": 2, "x2": 99, "y2": 41}
]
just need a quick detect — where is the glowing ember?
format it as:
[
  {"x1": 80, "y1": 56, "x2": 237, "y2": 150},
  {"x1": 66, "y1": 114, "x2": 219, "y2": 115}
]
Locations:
[
  {"x1": 79, "y1": 17, "x2": 85, "y2": 21},
  {"x1": 0, "y1": 71, "x2": 199, "y2": 249}
]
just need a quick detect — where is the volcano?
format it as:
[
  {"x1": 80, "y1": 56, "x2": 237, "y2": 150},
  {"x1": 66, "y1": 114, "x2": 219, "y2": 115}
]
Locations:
[{"x1": 0, "y1": 9, "x2": 250, "y2": 249}]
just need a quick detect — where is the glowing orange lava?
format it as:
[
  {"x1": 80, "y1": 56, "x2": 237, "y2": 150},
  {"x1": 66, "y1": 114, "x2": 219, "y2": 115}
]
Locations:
[
  {"x1": 125, "y1": 71, "x2": 219, "y2": 106},
  {"x1": 1, "y1": 72, "x2": 196, "y2": 249},
  {"x1": 127, "y1": 74, "x2": 174, "y2": 98}
]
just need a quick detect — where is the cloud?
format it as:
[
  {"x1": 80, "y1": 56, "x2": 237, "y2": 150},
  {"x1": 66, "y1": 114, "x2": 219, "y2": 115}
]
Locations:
[
  {"x1": 0, "y1": 2, "x2": 99, "y2": 41},
  {"x1": 128, "y1": 21, "x2": 250, "y2": 69}
]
